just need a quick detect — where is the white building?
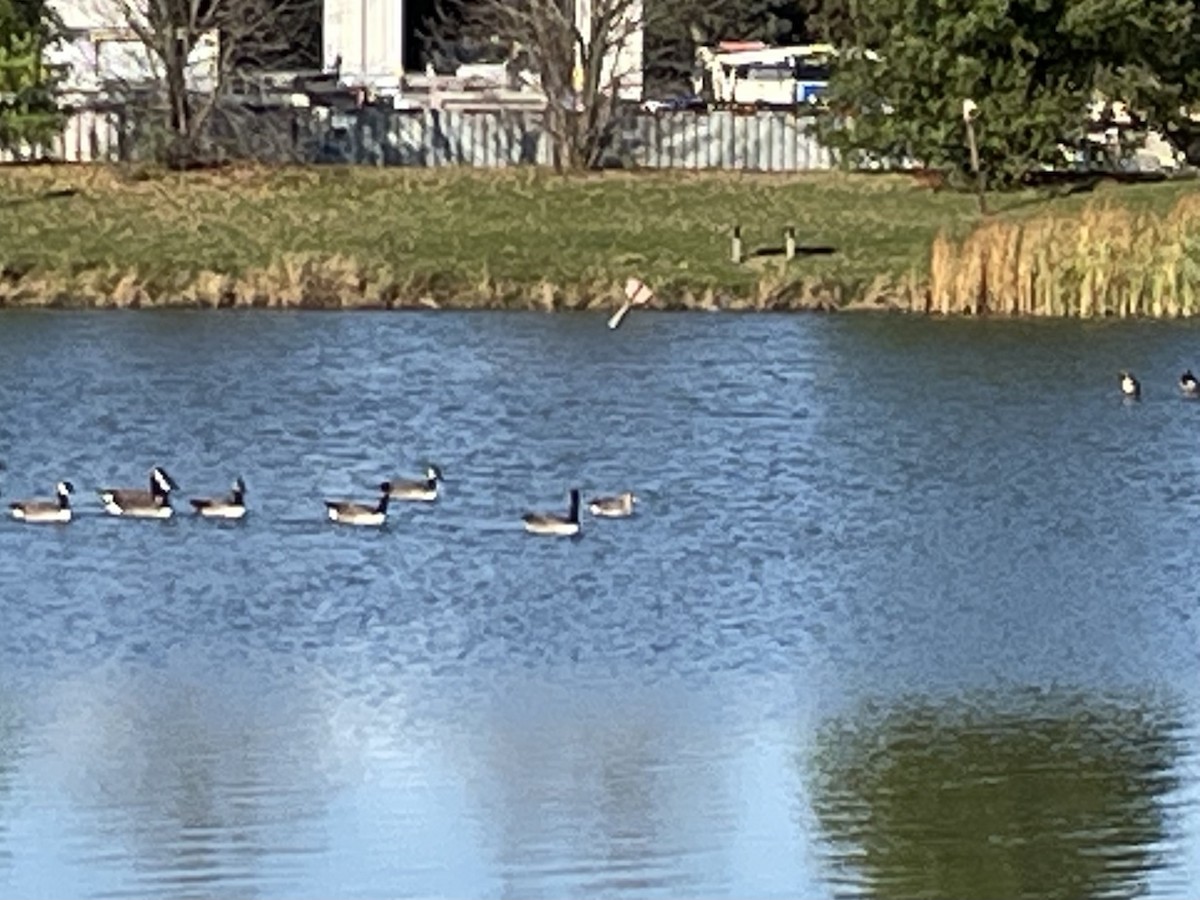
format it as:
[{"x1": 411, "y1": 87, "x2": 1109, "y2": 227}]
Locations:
[
  {"x1": 322, "y1": 0, "x2": 643, "y2": 100},
  {"x1": 570, "y1": 0, "x2": 643, "y2": 100},
  {"x1": 320, "y1": 0, "x2": 404, "y2": 87},
  {"x1": 45, "y1": 0, "x2": 218, "y2": 97}
]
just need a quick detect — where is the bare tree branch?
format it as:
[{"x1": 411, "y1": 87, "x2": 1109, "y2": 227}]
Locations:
[
  {"x1": 73, "y1": 0, "x2": 317, "y2": 166},
  {"x1": 429, "y1": 0, "x2": 732, "y2": 171}
]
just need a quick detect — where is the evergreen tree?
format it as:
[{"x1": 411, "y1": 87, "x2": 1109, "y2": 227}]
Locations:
[
  {"x1": 808, "y1": 0, "x2": 1200, "y2": 187},
  {"x1": 0, "y1": 0, "x2": 65, "y2": 156},
  {"x1": 1109, "y1": 0, "x2": 1200, "y2": 164}
]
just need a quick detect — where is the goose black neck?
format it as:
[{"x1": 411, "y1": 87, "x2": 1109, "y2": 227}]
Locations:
[
  {"x1": 375, "y1": 493, "x2": 391, "y2": 514},
  {"x1": 567, "y1": 490, "x2": 580, "y2": 523},
  {"x1": 152, "y1": 483, "x2": 171, "y2": 503}
]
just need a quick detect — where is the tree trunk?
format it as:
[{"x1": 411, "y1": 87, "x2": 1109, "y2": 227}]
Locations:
[{"x1": 164, "y1": 36, "x2": 194, "y2": 168}]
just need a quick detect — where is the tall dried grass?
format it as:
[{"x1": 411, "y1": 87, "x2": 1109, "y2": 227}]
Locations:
[
  {"x1": 0, "y1": 252, "x2": 882, "y2": 313},
  {"x1": 929, "y1": 194, "x2": 1200, "y2": 318}
]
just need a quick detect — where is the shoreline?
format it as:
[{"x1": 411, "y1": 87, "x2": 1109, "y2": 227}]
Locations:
[
  {"x1": 0, "y1": 266, "x2": 918, "y2": 314},
  {"x1": 4, "y1": 164, "x2": 1200, "y2": 318}
]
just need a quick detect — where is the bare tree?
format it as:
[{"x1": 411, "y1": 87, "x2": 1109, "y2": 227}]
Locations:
[
  {"x1": 428, "y1": 0, "x2": 719, "y2": 171},
  {"x1": 73, "y1": 0, "x2": 318, "y2": 166}
]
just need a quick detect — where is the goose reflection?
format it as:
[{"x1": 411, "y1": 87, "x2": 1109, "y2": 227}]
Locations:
[{"x1": 805, "y1": 687, "x2": 1186, "y2": 900}]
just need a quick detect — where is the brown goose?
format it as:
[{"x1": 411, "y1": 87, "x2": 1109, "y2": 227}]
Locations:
[
  {"x1": 10, "y1": 480, "x2": 75, "y2": 524},
  {"x1": 325, "y1": 481, "x2": 392, "y2": 526},
  {"x1": 190, "y1": 477, "x2": 247, "y2": 519},
  {"x1": 98, "y1": 466, "x2": 177, "y2": 518},
  {"x1": 522, "y1": 489, "x2": 581, "y2": 537}
]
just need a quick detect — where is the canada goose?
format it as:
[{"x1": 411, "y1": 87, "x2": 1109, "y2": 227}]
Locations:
[
  {"x1": 10, "y1": 480, "x2": 75, "y2": 523},
  {"x1": 189, "y1": 477, "x2": 247, "y2": 519},
  {"x1": 522, "y1": 488, "x2": 582, "y2": 537},
  {"x1": 1119, "y1": 370, "x2": 1141, "y2": 399},
  {"x1": 1181, "y1": 370, "x2": 1198, "y2": 395},
  {"x1": 98, "y1": 466, "x2": 177, "y2": 518},
  {"x1": 388, "y1": 465, "x2": 442, "y2": 502},
  {"x1": 325, "y1": 481, "x2": 392, "y2": 526},
  {"x1": 588, "y1": 491, "x2": 638, "y2": 518}
]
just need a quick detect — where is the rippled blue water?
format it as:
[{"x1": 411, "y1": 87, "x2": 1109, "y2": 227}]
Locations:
[{"x1": 2, "y1": 310, "x2": 1200, "y2": 898}]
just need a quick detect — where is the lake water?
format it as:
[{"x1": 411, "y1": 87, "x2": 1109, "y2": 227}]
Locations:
[{"x1": 2, "y1": 309, "x2": 1200, "y2": 899}]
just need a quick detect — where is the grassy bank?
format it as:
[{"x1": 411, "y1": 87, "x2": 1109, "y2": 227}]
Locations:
[{"x1": 1, "y1": 163, "x2": 1198, "y2": 313}]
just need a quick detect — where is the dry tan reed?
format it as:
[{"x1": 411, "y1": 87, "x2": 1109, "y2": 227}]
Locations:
[
  {"x1": 0, "y1": 252, "x2": 878, "y2": 313},
  {"x1": 929, "y1": 193, "x2": 1200, "y2": 318}
]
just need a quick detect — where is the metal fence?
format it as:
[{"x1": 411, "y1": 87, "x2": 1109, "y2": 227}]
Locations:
[
  {"x1": 3, "y1": 104, "x2": 839, "y2": 171},
  {"x1": 327, "y1": 107, "x2": 836, "y2": 171}
]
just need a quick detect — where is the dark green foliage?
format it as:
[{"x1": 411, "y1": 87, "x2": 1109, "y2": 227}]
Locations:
[
  {"x1": 0, "y1": 0, "x2": 64, "y2": 155},
  {"x1": 792, "y1": 0, "x2": 858, "y2": 43},
  {"x1": 810, "y1": 0, "x2": 1200, "y2": 188},
  {"x1": 1109, "y1": 1, "x2": 1200, "y2": 164},
  {"x1": 644, "y1": 0, "x2": 805, "y2": 93}
]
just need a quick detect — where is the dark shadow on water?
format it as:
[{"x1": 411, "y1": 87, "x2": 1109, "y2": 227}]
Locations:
[{"x1": 804, "y1": 686, "x2": 1188, "y2": 900}]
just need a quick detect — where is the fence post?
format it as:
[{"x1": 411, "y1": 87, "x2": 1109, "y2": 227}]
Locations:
[
  {"x1": 962, "y1": 99, "x2": 988, "y2": 215},
  {"x1": 731, "y1": 224, "x2": 743, "y2": 264},
  {"x1": 785, "y1": 226, "x2": 796, "y2": 260}
]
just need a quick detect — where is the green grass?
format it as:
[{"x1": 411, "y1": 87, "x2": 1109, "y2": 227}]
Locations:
[{"x1": 1, "y1": 164, "x2": 1198, "y2": 308}]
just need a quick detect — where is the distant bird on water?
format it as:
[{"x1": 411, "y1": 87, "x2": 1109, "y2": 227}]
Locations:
[
  {"x1": 522, "y1": 489, "x2": 582, "y2": 537},
  {"x1": 10, "y1": 480, "x2": 74, "y2": 523},
  {"x1": 1181, "y1": 369, "x2": 1198, "y2": 396},
  {"x1": 387, "y1": 464, "x2": 442, "y2": 502},
  {"x1": 189, "y1": 477, "x2": 248, "y2": 519},
  {"x1": 325, "y1": 481, "x2": 392, "y2": 526},
  {"x1": 1119, "y1": 370, "x2": 1141, "y2": 399},
  {"x1": 588, "y1": 490, "x2": 638, "y2": 518},
  {"x1": 99, "y1": 466, "x2": 177, "y2": 518}
]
